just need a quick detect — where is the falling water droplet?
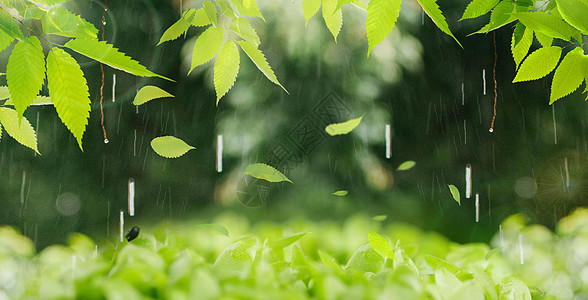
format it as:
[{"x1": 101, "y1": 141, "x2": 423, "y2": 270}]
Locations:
[
  {"x1": 119, "y1": 210, "x2": 124, "y2": 242},
  {"x1": 564, "y1": 157, "x2": 570, "y2": 191},
  {"x1": 461, "y1": 82, "x2": 465, "y2": 105},
  {"x1": 552, "y1": 105, "x2": 558, "y2": 145},
  {"x1": 519, "y1": 233, "x2": 524, "y2": 264},
  {"x1": 93, "y1": 245, "x2": 98, "y2": 258},
  {"x1": 463, "y1": 120, "x2": 467, "y2": 145},
  {"x1": 488, "y1": 128, "x2": 493, "y2": 133},
  {"x1": 385, "y1": 124, "x2": 391, "y2": 159},
  {"x1": 112, "y1": 74, "x2": 116, "y2": 102},
  {"x1": 20, "y1": 170, "x2": 26, "y2": 204},
  {"x1": 482, "y1": 69, "x2": 486, "y2": 95},
  {"x1": 34, "y1": 112, "x2": 39, "y2": 157},
  {"x1": 499, "y1": 224, "x2": 504, "y2": 251},
  {"x1": 216, "y1": 135, "x2": 223, "y2": 172},
  {"x1": 133, "y1": 130, "x2": 137, "y2": 157},
  {"x1": 475, "y1": 193, "x2": 479, "y2": 223},
  {"x1": 128, "y1": 178, "x2": 135, "y2": 216},
  {"x1": 104, "y1": 138, "x2": 109, "y2": 144},
  {"x1": 465, "y1": 163, "x2": 472, "y2": 199}
]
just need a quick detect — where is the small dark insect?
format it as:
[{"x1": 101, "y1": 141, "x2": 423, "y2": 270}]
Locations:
[{"x1": 125, "y1": 226, "x2": 140, "y2": 242}]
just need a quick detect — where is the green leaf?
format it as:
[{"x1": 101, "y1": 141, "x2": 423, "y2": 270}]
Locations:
[
  {"x1": 511, "y1": 22, "x2": 533, "y2": 68},
  {"x1": 269, "y1": 232, "x2": 309, "y2": 248},
  {"x1": 0, "y1": 29, "x2": 14, "y2": 53},
  {"x1": 46, "y1": 47, "x2": 91, "y2": 151},
  {"x1": 345, "y1": 243, "x2": 385, "y2": 274},
  {"x1": 191, "y1": 7, "x2": 213, "y2": 27},
  {"x1": 0, "y1": 107, "x2": 38, "y2": 153},
  {"x1": 460, "y1": 0, "x2": 500, "y2": 20},
  {"x1": 372, "y1": 215, "x2": 387, "y2": 221},
  {"x1": 0, "y1": 86, "x2": 9, "y2": 100},
  {"x1": 29, "y1": 0, "x2": 66, "y2": 5},
  {"x1": 425, "y1": 255, "x2": 473, "y2": 281},
  {"x1": 190, "y1": 26, "x2": 224, "y2": 73},
  {"x1": 6, "y1": 36, "x2": 46, "y2": 118},
  {"x1": 203, "y1": 1, "x2": 218, "y2": 27},
  {"x1": 534, "y1": 31, "x2": 553, "y2": 48},
  {"x1": 64, "y1": 38, "x2": 172, "y2": 81},
  {"x1": 513, "y1": 46, "x2": 562, "y2": 83},
  {"x1": 229, "y1": 17, "x2": 260, "y2": 46},
  {"x1": 0, "y1": 9, "x2": 23, "y2": 40},
  {"x1": 237, "y1": 40, "x2": 288, "y2": 93},
  {"x1": 366, "y1": 0, "x2": 401, "y2": 57},
  {"x1": 397, "y1": 160, "x2": 416, "y2": 171},
  {"x1": 158, "y1": 9, "x2": 197, "y2": 45},
  {"x1": 471, "y1": 267, "x2": 498, "y2": 300},
  {"x1": 151, "y1": 136, "x2": 195, "y2": 158},
  {"x1": 322, "y1": 0, "x2": 343, "y2": 41},
  {"x1": 3, "y1": 96, "x2": 52, "y2": 106},
  {"x1": 514, "y1": 11, "x2": 575, "y2": 41},
  {"x1": 367, "y1": 232, "x2": 394, "y2": 259},
  {"x1": 218, "y1": 0, "x2": 237, "y2": 19},
  {"x1": 41, "y1": 7, "x2": 98, "y2": 39},
  {"x1": 485, "y1": 248, "x2": 501, "y2": 260},
  {"x1": 469, "y1": 0, "x2": 518, "y2": 35},
  {"x1": 133, "y1": 85, "x2": 174, "y2": 106},
  {"x1": 557, "y1": 0, "x2": 588, "y2": 34},
  {"x1": 335, "y1": 0, "x2": 353, "y2": 11},
  {"x1": 302, "y1": 0, "x2": 321, "y2": 25},
  {"x1": 332, "y1": 190, "x2": 348, "y2": 196},
  {"x1": 416, "y1": 0, "x2": 461, "y2": 47},
  {"x1": 325, "y1": 115, "x2": 363, "y2": 136},
  {"x1": 498, "y1": 276, "x2": 532, "y2": 300},
  {"x1": 214, "y1": 40, "x2": 240, "y2": 104},
  {"x1": 550, "y1": 47, "x2": 587, "y2": 104},
  {"x1": 244, "y1": 163, "x2": 292, "y2": 183},
  {"x1": 197, "y1": 224, "x2": 230, "y2": 237},
  {"x1": 448, "y1": 184, "x2": 460, "y2": 205},
  {"x1": 231, "y1": 0, "x2": 264, "y2": 20}
]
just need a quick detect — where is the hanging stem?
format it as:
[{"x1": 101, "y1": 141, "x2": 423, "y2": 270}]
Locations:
[
  {"x1": 489, "y1": 31, "x2": 498, "y2": 133},
  {"x1": 100, "y1": 0, "x2": 109, "y2": 143}
]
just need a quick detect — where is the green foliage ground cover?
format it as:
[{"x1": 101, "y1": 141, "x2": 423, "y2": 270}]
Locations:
[{"x1": 1, "y1": 208, "x2": 588, "y2": 299}]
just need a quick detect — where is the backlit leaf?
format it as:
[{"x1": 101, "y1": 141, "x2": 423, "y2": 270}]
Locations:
[
  {"x1": 229, "y1": 17, "x2": 260, "y2": 46},
  {"x1": 218, "y1": 0, "x2": 237, "y2": 19},
  {"x1": 64, "y1": 38, "x2": 172, "y2": 81},
  {"x1": 214, "y1": 40, "x2": 240, "y2": 104},
  {"x1": 472, "y1": 267, "x2": 498, "y2": 300},
  {"x1": 550, "y1": 47, "x2": 587, "y2": 104},
  {"x1": 557, "y1": 0, "x2": 588, "y2": 34},
  {"x1": 372, "y1": 215, "x2": 387, "y2": 221},
  {"x1": 4, "y1": 96, "x2": 52, "y2": 106},
  {"x1": 425, "y1": 255, "x2": 473, "y2": 281},
  {"x1": 29, "y1": 0, "x2": 66, "y2": 5},
  {"x1": 335, "y1": 0, "x2": 353, "y2": 12},
  {"x1": 191, "y1": 7, "x2": 213, "y2": 27},
  {"x1": 6, "y1": 36, "x2": 45, "y2": 118},
  {"x1": 0, "y1": 107, "x2": 38, "y2": 153},
  {"x1": 151, "y1": 136, "x2": 195, "y2": 158},
  {"x1": 47, "y1": 47, "x2": 91, "y2": 151},
  {"x1": 197, "y1": 224, "x2": 229, "y2": 237},
  {"x1": 460, "y1": 0, "x2": 500, "y2": 20},
  {"x1": 514, "y1": 11, "x2": 575, "y2": 41},
  {"x1": 301, "y1": 0, "x2": 321, "y2": 26},
  {"x1": 237, "y1": 40, "x2": 288, "y2": 93},
  {"x1": 158, "y1": 9, "x2": 201, "y2": 45},
  {"x1": 511, "y1": 22, "x2": 533, "y2": 68},
  {"x1": 325, "y1": 115, "x2": 363, "y2": 136},
  {"x1": 245, "y1": 163, "x2": 292, "y2": 183},
  {"x1": 0, "y1": 29, "x2": 14, "y2": 53},
  {"x1": 397, "y1": 160, "x2": 416, "y2": 171},
  {"x1": 0, "y1": 86, "x2": 9, "y2": 100},
  {"x1": 448, "y1": 184, "x2": 461, "y2": 205},
  {"x1": 202, "y1": 1, "x2": 218, "y2": 27},
  {"x1": 498, "y1": 276, "x2": 531, "y2": 300},
  {"x1": 345, "y1": 243, "x2": 385, "y2": 274},
  {"x1": 269, "y1": 232, "x2": 309, "y2": 248},
  {"x1": 190, "y1": 26, "x2": 224, "y2": 73},
  {"x1": 133, "y1": 86, "x2": 174, "y2": 106},
  {"x1": 332, "y1": 190, "x2": 348, "y2": 196},
  {"x1": 322, "y1": 0, "x2": 343, "y2": 41},
  {"x1": 366, "y1": 0, "x2": 401, "y2": 57},
  {"x1": 231, "y1": 0, "x2": 264, "y2": 20},
  {"x1": 513, "y1": 46, "x2": 561, "y2": 83},
  {"x1": 485, "y1": 248, "x2": 501, "y2": 260},
  {"x1": 416, "y1": 0, "x2": 461, "y2": 47},
  {"x1": 534, "y1": 31, "x2": 553, "y2": 48},
  {"x1": 469, "y1": 0, "x2": 518, "y2": 35},
  {"x1": 41, "y1": 7, "x2": 98, "y2": 39},
  {"x1": 0, "y1": 9, "x2": 23, "y2": 40},
  {"x1": 368, "y1": 232, "x2": 394, "y2": 259}
]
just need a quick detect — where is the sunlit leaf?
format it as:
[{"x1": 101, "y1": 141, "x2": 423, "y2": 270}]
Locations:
[
  {"x1": 191, "y1": 7, "x2": 213, "y2": 27},
  {"x1": 41, "y1": 7, "x2": 98, "y2": 39},
  {"x1": 332, "y1": 190, "x2": 348, "y2": 196},
  {"x1": 229, "y1": 17, "x2": 260, "y2": 46},
  {"x1": 397, "y1": 160, "x2": 416, "y2": 171},
  {"x1": 471, "y1": 267, "x2": 498, "y2": 300},
  {"x1": 202, "y1": 1, "x2": 218, "y2": 27},
  {"x1": 158, "y1": 9, "x2": 200, "y2": 45},
  {"x1": 218, "y1": 0, "x2": 237, "y2": 19},
  {"x1": 514, "y1": 11, "x2": 576, "y2": 41},
  {"x1": 47, "y1": 47, "x2": 91, "y2": 150},
  {"x1": 534, "y1": 31, "x2": 553, "y2": 48},
  {"x1": 190, "y1": 26, "x2": 224, "y2": 73},
  {"x1": 301, "y1": 0, "x2": 321, "y2": 26},
  {"x1": 231, "y1": 0, "x2": 264, "y2": 20},
  {"x1": 335, "y1": 0, "x2": 353, "y2": 11},
  {"x1": 460, "y1": 0, "x2": 499, "y2": 20},
  {"x1": 485, "y1": 248, "x2": 501, "y2": 260},
  {"x1": 0, "y1": 9, "x2": 24, "y2": 40},
  {"x1": 557, "y1": 0, "x2": 588, "y2": 34},
  {"x1": 214, "y1": 40, "x2": 240, "y2": 104},
  {"x1": 416, "y1": 0, "x2": 461, "y2": 47},
  {"x1": 325, "y1": 115, "x2": 363, "y2": 136},
  {"x1": 513, "y1": 46, "x2": 561, "y2": 83},
  {"x1": 133, "y1": 86, "x2": 174, "y2": 106},
  {"x1": 64, "y1": 38, "x2": 172, "y2": 81},
  {"x1": 0, "y1": 86, "x2": 9, "y2": 100},
  {"x1": 366, "y1": 0, "x2": 401, "y2": 57},
  {"x1": 237, "y1": 40, "x2": 288, "y2": 93},
  {"x1": 269, "y1": 232, "x2": 309, "y2": 248},
  {"x1": 0, "y1": 107, "x2": 38, "y2": 153},
  {"x1": 197, "y1": 224, "x2": 229, "y2": 237},
  {"x1": 6, "y1": 36, "x2": 45, "y2": 118},
  {"x1": 4, "y1": 96, "x2": 52, "y2": 106},
  {"x1": 0, "y1": 28, "x2": 14, "y2": 53},
  {"x1": 345, "y1": 243, "x2": 385, "y2": 274},
  {"x1": 372, "y1": 215, "x2": 387, "y2": 221},
  {"x1": 498, "y1": 276, "x2": 532, "y2": 300},
  {"x1": 511, "y1": 22, "x2": 533, "y2": 68},
  {"x1": 151, "y1": 136, "x2": 195, "y2": 158},
  {"x1": 29, "y1": 0, "x2": 66, "y2": 5},
  {"x1": 368, "y1": 232, "x2": 394, "y2": 259},
  {"x1": 448, "y1": 184, "x2": 461, "y2": 205},
  {"x1": 425, "y1": 255, "x2": 473, "y2": 281},
  {"x1": 469, "y1": 0, "x2": 519, "y2": 35},
  {"x1": 550, "y1": 47, "x2": 587, "y2": 104},
  {"x1": 322, "y1": 0, "x2": 342, "y2": 41},
  {"x1": 244, "y1": 163, "x2": 292, "y2": 183}
]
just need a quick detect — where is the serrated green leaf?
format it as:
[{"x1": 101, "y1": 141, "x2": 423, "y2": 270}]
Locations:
[
  {"x1": 332, "y1": 190, "x2": 348, "y2": 196},
  {"x1": 397, "y1": 160, "x2": 416, "y2": 171},
  {"x1": 498, "y1": 276, "x2": 532, "y2": 300},
  {"x1": 513, "y1": 46, "x2": 561, "y2": 83},
  {"x1": 0, "y1": 9, "x2": 23, "y2": 40},
  {"x1": 22, "y1": 4, "x2": 45, "y2": 19},
  {"x1": 550, "y1": 47, "x2": 586, "y2": 104},
  {"x1": 214, "y1": 40, "x2": 240, "y2": 104},
  {"x1": 133, "y1": 85, "x2": 174, "y2": 106},
  {"x1": 325, "y1": 115, "x2": 363, "y2": 136},
  {"x1": 511, "y1": 22, "x2": 533, "y2": 68},
  {"x1": 0, "y1": 27, "x2": 14, "y2": 53},
  {"x1": 6, "y1": 36, "x2": 45, "y2": 118},
  {"x1": 557, "y1": 0, "x2": 588, "y2": 34},
  {"x1": 335, "y1": 0, "x2": 353, "y2": 11},
  {"x1": 0, "y1": 107, "x2": 38, "y2": 153},
  {"x1": 416, "y1": 0, "x2": 461, "y2": 47},
  {"x1": 269, "y1": 232, "x2": 308, "y2": 248},
  {"x1": 469, "y1": 0, "x2": 518, "y2": 35},
  {"x1": 302, "y1": 0, "x2": 321, "y2": 26},
  {"x1": 460, "y1": 0, "x2": 500, "y2": 20},
  {"x1": 367, "y1": 232, "x2": 394, "y2": 259},
  {"x1": 448, "y1": 184, "x2": 461, "y2": 205},
  {"x1": 150, "y1": 136, "x2": 195, "y2": 158},
  {"x1": 322, "y1": 0, "x2": 343, "y2": 41},
  {"x1": 191, "y1": 7, "x2": 213, "y2": 27},
  {"x1": 157, "y1": 9, "x2": 197, "y2": 45},
  {"x1": 514, "y1": 11, "x2": 575, "y2": 41},
  {"x1": 218, "y1": 0, "x2": 237, "y2": 19},
  {"x1": 29, "y1": 0, "x2": 66, "y2": 5},
  {"x1": 203, "y1": 1, "x2": 218, "y2": 27},
  {"x1": 231, "y1": 0, "x2": 264, "y2": 20},
  {"x1": 366, "y1": 0, "x2": 401, "y2": 57},
  {"x1": 47, "y1": 47, "x2": 91, "y2": 151},
  {"x1": 0, "y1": 86, "x2": 9, "y2": 100},
  {"x1": 229, "y1": 17, "x2": 260, "y2": 46},
  {"x1": 4, "y1": 96, "x2": 52, "y2": 106},
  {"x1": 244, "y1": 163, "x2": 292, "y2": 183},
  {"x1": 485, "y1": 248, "x2": 501, "y2": 260},
  {"x1": 64, "y1": 38, "x2": 172, "y2": 81},
  {"x1": 237, "y1": 40, "x2": 288, "y2": 93},
  {"x1": 197, "y1": 224, "x2": 229, "y2": 237},
  {"x1": 534, "y1": 31, "x2": 553, "y2": 47},
  {"x1": 190, "y1": 26, "x2": 224, "y2": 73},
  {"x1": 41, "y1": 7, "x2": 98, "y2": 39}
]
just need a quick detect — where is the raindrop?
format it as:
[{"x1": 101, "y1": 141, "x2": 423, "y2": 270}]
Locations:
[
  {"x1": 564, "y1": 157, "x2": 570, "y2": 191},
  {"x1": 102, "y1": 21, "x2": 106, "y2": 25},
  {"x1": 106, "y1": 201, "x2": 110, "y2": 237},
  {"x1": 34, "y1": 112, "x2": 39, "y2": 157},
  {"x1": 461, "y1": 82, "x2": 464, "y2": 105},
  {"x1": 119, "y1": 210, "x2": 124, "y2": 242},
  {"x1": 112, "y1": 74, "x2": 116, "y2": 102},
  {"x1": 421, "y1": 9, "x2": 424, "y2": 25},
  {"x1": 488, "y1": 128, "x2": 493, "y2": 133},
  {"x1": 519, "y1": 233, "x2": 524, "y2": 264},
  {"x1": 552, "y1": 105, "x2": 557, "y2": 145},
  {"x1": 465, "y1": 163, "x2": 472, "y2": 199},
  {"x1": 475, "y1": 193, "x2": 479, "y2": 223},
  {"x1": 20, "y1": 170, "x2": 26, "y2": 204},
  {"x1": 216, "y1": 135, "x2": 223, "y2": 172},
  {"x1": 385, "y1": 124, "x2": 391, "y2": 159},
  {"x1": 93, "y1": 245, "x2": 98, "y2": 258},
  {"x1": 482, "y1": 69, "x2": 486, "y2": 95},
  {"x1": 463, "y1": 120, "x2": 467, "y2": 145},
  {"x1": 499, "y1": 224, "x2": 504, "y2": 251},
  {"x1": 104, "y1": 138, "x2": 109, "y2": 144},
  {"x1": 128, "y1": 178, "x2": 135, "y2": 216},
  {"x1": 133, "y1": 130, "x2": 137, "y2": 157}
]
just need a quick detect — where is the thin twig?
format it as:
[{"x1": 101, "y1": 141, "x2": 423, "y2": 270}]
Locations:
[
  {"x1": 99, "y1": 0, "x2": 109, "y2": 143},
  {"x1": 489, "y1": 31, "x2": 498, "y2": 133}
]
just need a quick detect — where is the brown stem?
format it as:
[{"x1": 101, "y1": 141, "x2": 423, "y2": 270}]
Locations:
[
  {"x1": 100, "y1": 0, "x2": 109, "y2": 143},
  {"x1": 489, "y1": 31, "x2": 498, "y2": 133}
]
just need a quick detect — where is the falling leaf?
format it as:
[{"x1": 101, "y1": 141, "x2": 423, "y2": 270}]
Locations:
[
  {"x1": 198, "y1": 223, "x2": 229, "y2": 237},
  {"x1": 368, "y1": 232, "x2": 395, "y2": 258},
  {"x1": 448, "y1": 184, "x2": 461, "y2": 205},
  {"x1": 133, "y1": 85, "x2": 174, "y2": 105},
  {"x1": 325, "y1": 115, "x2": 364, "y2": 136},
  {"x1": 372, "y1": 215, "x2": 387, "y2": 221},
  {"x1": 397, "y1": 161, "x2": 416, "y2": 171},
  {"x1": 150, "y1": 136, "x2": 195, "y2": 158},
  {"x1": 245, "y1": 163, "x2": 292, "y2": 183},
  {"x1": 485, "y1": 248, "x2": 502, "y2": 260},
  {"x1": 332, "y1": 190, "x2": 348, "y2": 196}
]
